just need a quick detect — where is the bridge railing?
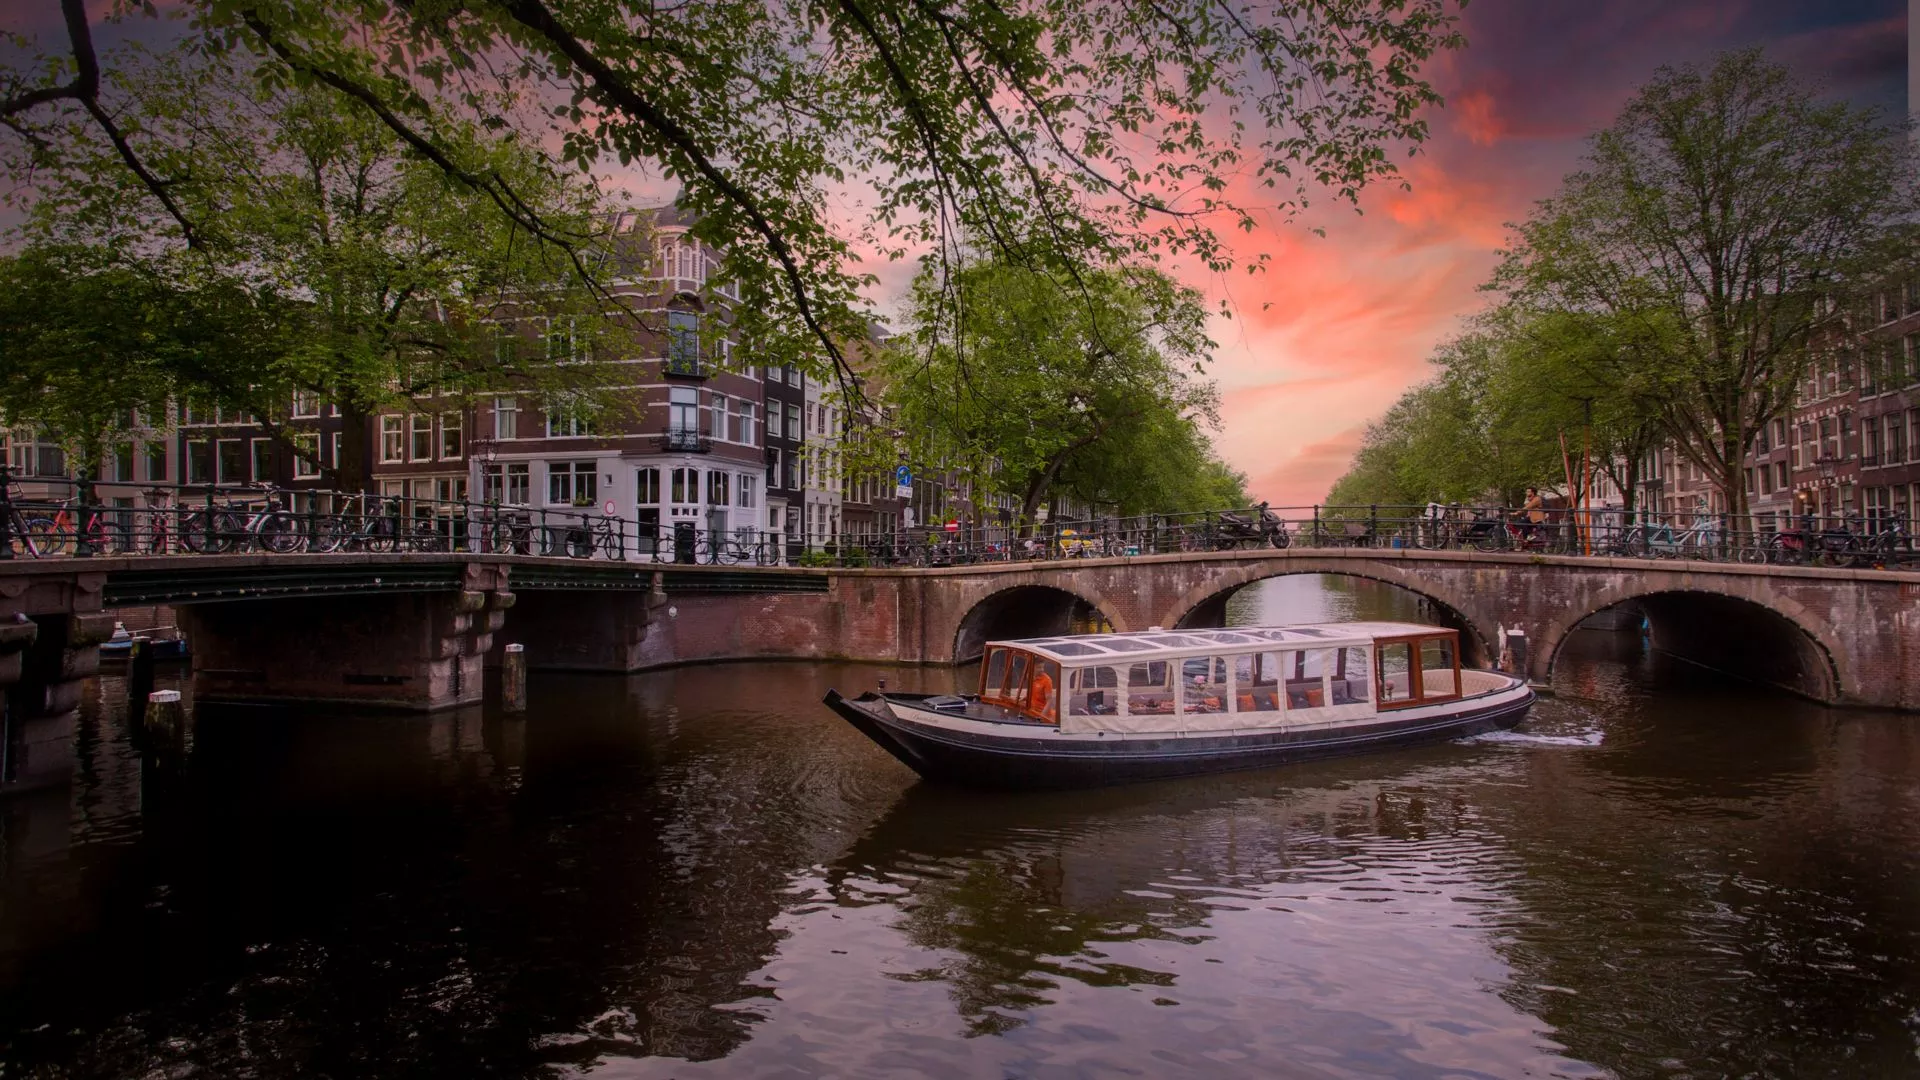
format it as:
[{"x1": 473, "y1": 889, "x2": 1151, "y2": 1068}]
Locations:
[{"x1": 4, "y1": 468, "x2": 1914, "y2": 571}]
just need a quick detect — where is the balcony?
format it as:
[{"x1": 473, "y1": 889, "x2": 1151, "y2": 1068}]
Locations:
[
  {"x1": 660, "y1": 427, "x2": 713, "y2": 453},
  {"x1": 664, "y1": 352, "x2": 708, "y2": 379}
]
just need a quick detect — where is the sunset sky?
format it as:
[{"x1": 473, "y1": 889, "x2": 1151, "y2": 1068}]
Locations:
[{"x1": 1198, "y1": 0, "x2": 1908, "y2": 507}]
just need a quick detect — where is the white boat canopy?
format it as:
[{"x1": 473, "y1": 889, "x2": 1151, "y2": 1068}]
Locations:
[{"x1": 994, "y1": 622, "x2": 1447, "y2": 666}]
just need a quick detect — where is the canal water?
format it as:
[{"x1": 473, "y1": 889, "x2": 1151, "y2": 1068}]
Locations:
[{"x1": 3, "y1": 577, "x2": 1918, "y2": 1078}]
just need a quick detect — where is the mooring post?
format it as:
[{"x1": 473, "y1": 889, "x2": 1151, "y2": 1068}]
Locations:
[
  {"x1": 127, "y1": 636, "x2": 155, "y2": 727},
  {"x1": 502, "y1": 643, "x2": 527, "y2": 712},
  {"x1": 147, "y1": 689, "x2": 185, "y2": 745}
]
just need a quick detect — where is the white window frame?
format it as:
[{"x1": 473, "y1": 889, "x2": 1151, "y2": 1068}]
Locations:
[
  {"x1": 380, "y1": 416, "x2": 405, "y2": 463},
  {"x1": 293, "y1": 433, "x2": 321, "y2": 479},
  {"x1": 410, "y1": 414, "x2": 434, "y2": 462},
  {"x1": 439, "y1": 412, "x2": 463, "y2": 461}
]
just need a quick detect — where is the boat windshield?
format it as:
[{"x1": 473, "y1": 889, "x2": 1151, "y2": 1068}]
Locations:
[{"x1": 980, "y1": 647, "x2": 1062, "y2": 723}]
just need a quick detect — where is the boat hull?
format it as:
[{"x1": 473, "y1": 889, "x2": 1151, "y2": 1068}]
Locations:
[{"x1": 823, "y1": 685, "x2": 1534, "y2": 790}]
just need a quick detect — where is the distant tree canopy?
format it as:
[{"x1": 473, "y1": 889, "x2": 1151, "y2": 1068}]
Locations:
[
  {"x1": 2, "y1": 0, "x2": 1465, "y2": 388},
  {"x1": 1330, "y1": 48, "x2": 1915, "y2": 514},
  {"x1": 1, "y1": 47, "x2": 622, "y2": 488},
  {"x1": 880, "y1": 256, "x2": 1247, "y2": 520}
]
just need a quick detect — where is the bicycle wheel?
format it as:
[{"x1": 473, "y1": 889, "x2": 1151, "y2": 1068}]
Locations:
[
  {"x1": 30, "y1": 517, "x2": 72, "y2": 556},
  {"x1": 309, "y1": 515, "x2": 348, "y2": 553},
  {"x1": 178, "y1": 510, "x2": 233, "y2": 554},
  {"x1": 361, "y1": 517, "x2": 401, "y2": 553},
  {"x1": 254, "y1": 511, "x2": 304, "y2": 554}
]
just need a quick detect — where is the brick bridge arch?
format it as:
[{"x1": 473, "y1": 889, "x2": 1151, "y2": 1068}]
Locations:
[
  {"x1": 947, "y1": 580, "x2": 1130, "y2": 663},
  {"x1": 1148, "y1": 560, "x2": 1499, "y2": 667},
  {"x1": 1537, "y1": 581, "x2": 1846, "y2": 703}
]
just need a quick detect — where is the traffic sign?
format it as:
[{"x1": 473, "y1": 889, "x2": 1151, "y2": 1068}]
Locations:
[{"x1": 894, "y1": 464, "x2": 913, "y2": 499}]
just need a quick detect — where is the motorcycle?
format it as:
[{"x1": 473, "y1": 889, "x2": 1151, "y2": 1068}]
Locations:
[{"x1": 1212, "y1": 505, "x2": 1290, "y2": 550}]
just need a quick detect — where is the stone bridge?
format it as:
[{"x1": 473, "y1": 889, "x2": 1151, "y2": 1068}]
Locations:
[{"x1": 3, "y1": 548, "x2": 1916, "y2": 741}]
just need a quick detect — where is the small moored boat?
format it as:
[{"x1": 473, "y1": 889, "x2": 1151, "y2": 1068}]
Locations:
[{"x1": 824, "y1": 622, "x2": 1533, "y2": 789}]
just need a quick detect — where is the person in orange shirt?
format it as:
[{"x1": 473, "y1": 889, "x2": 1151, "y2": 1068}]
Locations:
[{"x1": 1030, "y1": 664, "x2": 1056, "y2": 720}]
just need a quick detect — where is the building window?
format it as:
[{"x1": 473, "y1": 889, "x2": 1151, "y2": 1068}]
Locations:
[
  {"x1": 187, "y1": 440, "x2": 212, "y2": 484},
  {"x1": 494, "y1": 397, "x2": 519, "y2": 441},
  {"x1": 381, "y1": 416, "x2": 405, "y2": 463},
  {"x1": 217, "y1": 439, "x2": 246, "y2": 486},
  {"x1": 546, "y1": 405, "x2": 595, "y2": 438},
  {"x1": 107, "y1": 442, "x2": 134, "y2": 483},
  {"x1": 787, "y1": 403, "x2": 802, "y2": 443},
  {"x1": 737, "y1": 474, "x2": 756, "y2": 509},
  {"x1": 292, "y1": 391, "x2": 321, "y2": 419},
  {"x1": 251, "y1": 438, "x2": 273, "y2": 482},
  {"x1": 1888, "y1": 414, "x2": 1908, "y2": 465},
  {"x1": 669, "y1": 386, "x2": 699, "y2": 432},
  {"x1": 706, "y1": 469, "x2": 730, "y2": 506},
  {"x1": 483, "y1": 463, "x2": 531, "y2": 506},
  {"x1": 1775, "y1": 461, "x2": 1788, "y2": 490},
  {"x1": 548, "y1": 461, "x2": 598, "y2": 506},
  {"x1": 767, "y1": 448, "x2": 782, "y2": 488},
  {"x1": 667, "y1": 310, "x2": 700, "y2": 372},
  {"x1": 544, "y1": 316, "x2": 579, "y2": 362},
  {"x1": 637, "y1": 467, "x2": 661, "y2": 504},
  {"x1": 671, "y1": 466, "x2": 697, "y2": 504},
  {"x1": 705, "y1": 392, "x2": 727, "y2": 439},
  {"x1": 144, "y1": 441, "x2": 168, "y2": 482},
  {"x1": 410, "y1": 414, "x2": 434, "y2": 461},
  {"x1": 292, "y1": 434, "x2": 321, "y2": 479},
  {"x1": 440, "y1": 412, "x2": 463, "y2": 460}
]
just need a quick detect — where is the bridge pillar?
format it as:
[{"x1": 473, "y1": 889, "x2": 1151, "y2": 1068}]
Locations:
[
  {"x1": 0, "y1": 570, "x2": 114, "y2": 794},
  {"x1": 492, "y1": 581, "x2": 668, "y2": 671},
  {"x1": 176, "y1": 563, "x2": 511, "y2": 711}
]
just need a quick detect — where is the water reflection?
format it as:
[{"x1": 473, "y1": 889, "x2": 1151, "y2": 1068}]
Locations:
[{"x1": 0, "y1": 578, "x2": 1915, "y2": 1079}]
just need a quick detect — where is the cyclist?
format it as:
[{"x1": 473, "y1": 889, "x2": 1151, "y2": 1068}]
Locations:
[{"x1": 1517, "y1": 487, "x2": 1546, "y2": 543}]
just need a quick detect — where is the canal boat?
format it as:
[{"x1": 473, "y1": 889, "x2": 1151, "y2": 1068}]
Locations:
[{"x1": 823, "y1": 622, "x2": 1533, "y2": 789}]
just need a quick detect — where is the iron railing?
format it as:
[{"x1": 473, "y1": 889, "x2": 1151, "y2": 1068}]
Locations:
[{"x1": 3, "y1": 469, "x2": 1915, "y2": 571}]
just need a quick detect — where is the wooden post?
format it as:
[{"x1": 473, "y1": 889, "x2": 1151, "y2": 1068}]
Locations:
[
  {"x1": 502, "y1": 643, "x2": 527, "y2": 712},
  {"x1": 127, "y1": 636, "x2": 155, "y2": 728},
  {"x1": 147, "y1": 689, "x2": 185, "y2": 744}
]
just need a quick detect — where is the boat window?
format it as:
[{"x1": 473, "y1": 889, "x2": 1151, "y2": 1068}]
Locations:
[
  {"x1": 1095, "y1": 637, "x2": 1157, "y2": 652},
  {"x1": 1182, "y1": 656, "x2": 1228, "y2": 714},
  {"x1": 983, "y1": 648, "x2": 1008, "y2": 698},
  {"x1": 1028, "y1": 660, "x2": 1062, "y2": 722},
  {"x1": 1377, "y1": 642, "x2": 1415, "y2": 703},
  {"x1": 1420, "y1": 637, "x2": 1458, "y2": 698},
  {"x1": 1332, "y1": 646, "x2": 1372, "y2": 705},
  {"x1": 1232, "y1": 653, "x2": 1280, "y2": 713},
  {"x1": 1068, "y1": 666, "x2": 1123, "y2": 717},
  {"x1": 1125, "y1": 660, "x2": 1175, "y2": 716},
  {"x1": 1044, "y1": 641, "x2": 1104, "y2": 657},
  {"x1": 1283, "y1": 648, "x2": 1337, "y2": 711},
  {"x1": 1006, "y1": 652, "x2": 1031, "y2": 702}
]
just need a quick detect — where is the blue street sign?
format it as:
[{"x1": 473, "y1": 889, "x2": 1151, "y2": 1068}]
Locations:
[{"x1": 895, "y1": 465, "x2": 912, "y2": 485}]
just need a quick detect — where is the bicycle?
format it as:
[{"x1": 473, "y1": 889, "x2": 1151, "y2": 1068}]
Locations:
[{"x1": 176, "y1": 483, "x2": 305, "y2": 554}]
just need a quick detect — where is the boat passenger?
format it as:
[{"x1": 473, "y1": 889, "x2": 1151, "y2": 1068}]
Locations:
[{"x1": 1031, "y1": 663, "x2": 1056, "y2": 719}]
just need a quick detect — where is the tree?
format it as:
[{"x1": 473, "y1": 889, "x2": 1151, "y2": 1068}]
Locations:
[
  {"x1": 8, "y1": 48, "x2": 621, "y2": 489},
  {"x1": 882, "y1": 257, "x2": 1231, "y2": 521},
  {"x1": 0, "y1": 245, "x2": 290, "y2": 453},
  {"x1": 1, "y1": 0, "x2": 1465, "y2": 386},
  {"x1": 1493, "y1": 48, "x2": 1914, "y2": 523},
  {"x1": 1323, "y1": 304, "x2": 1671, "y2": 511}
]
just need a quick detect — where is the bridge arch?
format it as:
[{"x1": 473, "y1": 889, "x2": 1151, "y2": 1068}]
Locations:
[
  {"x1": 951, "y1": 584, "x2": 1120, "y2": 664},
  {"x1": 1543, "y1": 584, "x2": 1844, "y2": 703},
  {"x1": 1157, "y1": 561, "x2": 1498, "y2": 668}
]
